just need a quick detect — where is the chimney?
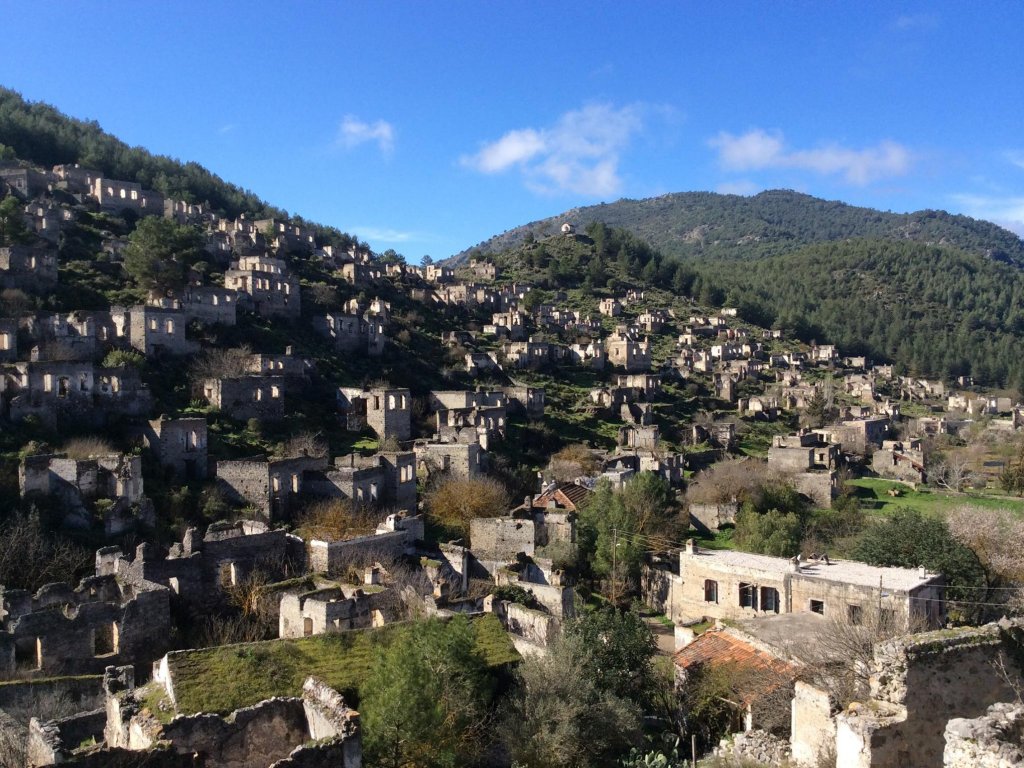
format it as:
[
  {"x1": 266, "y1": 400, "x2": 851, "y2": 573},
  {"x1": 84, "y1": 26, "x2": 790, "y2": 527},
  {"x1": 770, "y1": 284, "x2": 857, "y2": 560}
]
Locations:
[
  {"x1": 685, "y1": 538, "x2": 698, "y2": 555},
  {"x1": 918, "y1": 566, "x2": 928, "y2": 578},
  {"x1": 790, "y1": 556, "x2": 801, "y2": 573}
]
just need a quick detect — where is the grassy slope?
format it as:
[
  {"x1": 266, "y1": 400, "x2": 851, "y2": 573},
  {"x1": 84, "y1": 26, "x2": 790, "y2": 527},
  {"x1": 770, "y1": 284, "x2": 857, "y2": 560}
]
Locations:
[{"x1": 165, "y1": 614, "x2": 518, "y2": 716}]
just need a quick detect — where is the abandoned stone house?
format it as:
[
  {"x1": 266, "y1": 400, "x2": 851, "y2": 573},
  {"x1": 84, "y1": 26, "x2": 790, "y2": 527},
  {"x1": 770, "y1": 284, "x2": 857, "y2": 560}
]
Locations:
[
  {"x1": 215, "y1": 454, "x2": 328, "y2": 521},
  {"x1": 89, "y1": 178, "x2": 163, "y2": 216},
  {"x1": 605, "y1": 325, "x2": 652, "y2": 372},
  {"x1": 5, "y1": 361, "x2": 153, "y2": 427},
  {"x1": 101, "y1": 521, "x2": 305, "y2": 612},
  {"x1": 279, "y1": 585, "x2": 391, "y2": 637},
  {"x1": 203, "y1": 375, "x2": 286, "y2": 421},
  {"x1": 465, "y1": 350, "x2": 502, "y2": 375},
  {"x1": 413, "y1": 438, "x2": 484, "y2": 480},
  {"x1": 148, "y1": 286, "x2": 238, "y2": 327},
  {"x1": 18, "y1": 310, "x2": 119, "y2": 361},
  {"x1": 254, "y1": 218, "x2": 317, "y2": 254},
  {"x1": 673, "y1": 624, "x2": 800, "y2": 734},
  {"x1": 224, "y1": 255, "x2": 301, "y2": 318},
  {"x1": 0, "y1": 244, "x2": 58, "y2": 290},
  {"x1": 51, "y1": 164, "x2": 101, "y2": 195},
  {"x1": 31, "y1": 668, "x2": 362, "y2": 767},
  {"x1": 0, "y1": 165, "x2": 53, "y2": 198},
  {"x1": 871, "y1": 439, "x2": 926, "y2": 484},
  {"x1": 423, "y1": 263, "x2": 454, "y2": 283},
  {"x1": 618, "y1": 424, "x2": 660, "y2": 451},
  {"x1": 142, "y1": 416, "x2": 208, "y2": 481},
  {"x1": 0, "y1": 575, "x2": 171, "y2": 677},
  {"x1": 337, "y1": 386, "x2": 411, "y2": 442},
  {"x1": 568, "y1": 341, "x2": 607, "y2": 369},
  {"x1": 20, "y1": 452, "x2": 150, "y2": 534},
  {"x1": 308, "y1": 513, "x2": 425, "y2": 576},
  {"x1": 111, "y1": 305, "x2": 198, "y2": 356},
  {"x1": 246, "y1": 348, "x2": 312, "y2": 379},
  {"x1": 814, "y1": 416, "x2": 891, "y2": 456},
  {"x1": 603, "y1": 452, "x2": 687, "y2": 489},
  {"x1": 598, "y1": 298, "x2": 622, "y2": 317},
  {"x1": 468, "y1": 258, "x2": 498, "y2": 280},
  {"x1": 304, "y1": 451, "x2": 417, "y2": 511},
  {"x1": 312, "y1": 312, "x2": 386, "y2": 356},
  {"x1": 485, "y1": 310, "x2": 527, "y2": 340},
  {"x1": 24, "y1": 200, "x2": 66, "y2": 242},
  {"x1": 503, "y1": 338, "x2": 562, "y2": 369},
  {"x1": 0, "y1": 317, "x2": 16, "y2": 362},
  {"x1": 791, "y1": 619, "x2": 1024, "y2": 768},
  {"x1": 637, "y1": 309, "x2": 668, "y2": 333},
  {"x1": 621, "y1": 401, "x2": 654, "y2": 425},
  {"x1": 430, "y1": 392, "x2": 507, "y2": 447},
  {"x1": 502, "y1": 384, "x2": 546, "y2": 418},
  {"x1": 652, "y1": 541, "x2": 946, "y2": 630}
]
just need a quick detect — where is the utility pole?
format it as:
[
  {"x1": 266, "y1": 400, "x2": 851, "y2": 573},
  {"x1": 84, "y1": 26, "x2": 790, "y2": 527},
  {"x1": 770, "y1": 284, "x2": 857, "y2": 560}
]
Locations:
[{"x1": 611, "y1": 527, "x2": 618, "y2": 605}]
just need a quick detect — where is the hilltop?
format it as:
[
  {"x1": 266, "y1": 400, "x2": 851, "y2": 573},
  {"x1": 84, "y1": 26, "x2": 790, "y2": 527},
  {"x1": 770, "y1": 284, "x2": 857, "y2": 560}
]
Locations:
[{"x1": 457, "y1": 189, "x2": 1024, "y2": 266}]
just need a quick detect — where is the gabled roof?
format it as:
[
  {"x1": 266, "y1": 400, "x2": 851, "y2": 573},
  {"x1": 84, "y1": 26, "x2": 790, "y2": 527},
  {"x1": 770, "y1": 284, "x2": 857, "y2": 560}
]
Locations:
[
  {"x1": 673, "y1": 628, "x2": 798, "y2": 705},
  {"x1": 533, "y1": 482, "x2": 591, "y2": 511}
]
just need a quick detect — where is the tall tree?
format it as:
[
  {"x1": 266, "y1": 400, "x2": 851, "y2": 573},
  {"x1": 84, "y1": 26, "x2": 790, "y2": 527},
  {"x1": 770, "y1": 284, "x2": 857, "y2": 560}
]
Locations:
[
  {"x1": 360, "y1": 617, "x2": 496, "y2": 768},
  {"x1": 122, "y1": 217, "x2": 203, "y2": 294}
]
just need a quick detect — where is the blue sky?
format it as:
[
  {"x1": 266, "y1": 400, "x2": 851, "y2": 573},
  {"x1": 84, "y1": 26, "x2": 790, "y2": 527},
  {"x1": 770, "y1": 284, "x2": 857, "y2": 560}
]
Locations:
[{"x1": 2, "y1": 2, "x2": 1022, "y2": 258}]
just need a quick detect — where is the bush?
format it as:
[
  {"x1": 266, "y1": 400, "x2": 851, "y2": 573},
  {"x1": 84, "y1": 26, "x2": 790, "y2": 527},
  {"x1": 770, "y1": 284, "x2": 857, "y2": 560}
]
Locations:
[{"x1": 428, "y1": 476, "x2": 510, "y2": 540}]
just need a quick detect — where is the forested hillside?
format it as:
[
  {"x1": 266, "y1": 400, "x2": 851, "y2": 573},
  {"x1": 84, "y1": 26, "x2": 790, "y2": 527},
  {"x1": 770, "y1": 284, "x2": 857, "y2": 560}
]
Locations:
[
  {"x1": 482, "y1": 224, "x2": 1024, "y2": 389},
  {"x1": 460, "y1": 189, "x2": 1024, "y2": 267},
  {"x1": 0, "y1": 87, "x2": 360, "y2": 251}
]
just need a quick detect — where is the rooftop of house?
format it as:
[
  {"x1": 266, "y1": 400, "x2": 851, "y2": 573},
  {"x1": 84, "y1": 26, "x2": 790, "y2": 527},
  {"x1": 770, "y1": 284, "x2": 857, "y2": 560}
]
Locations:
[
  {"x1": 681, "y1": 547, "x2": 941, "y2": 592},
  {"x1": 673, "y1": 627, "x2": 798, "y2": 704}
]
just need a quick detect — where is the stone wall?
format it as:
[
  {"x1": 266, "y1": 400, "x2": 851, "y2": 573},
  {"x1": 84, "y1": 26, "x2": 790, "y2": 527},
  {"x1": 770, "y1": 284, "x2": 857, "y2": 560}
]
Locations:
[
  {"x1": 944, "y1": 702, "x2": 1024, "y2": 768},
  {"x1": 835, "y1": 621, "x2": 1024, "y2": 768},
  {"x1": 308, "y1": 531, "x2": 411, "y2": 576},
  {"x1": 791, "y1": 680, "x2": 836, "y2": 767},
  {"x1": 688, "y1": 502, "x2": 739, "y2": 533},
  {"x1": 469, "y1": 517, "x2": 535, "y2": 562}
]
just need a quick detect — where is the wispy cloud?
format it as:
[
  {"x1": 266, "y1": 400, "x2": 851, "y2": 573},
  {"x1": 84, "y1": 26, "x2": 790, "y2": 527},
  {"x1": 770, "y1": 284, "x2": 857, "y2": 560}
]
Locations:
[
  {"x1": 461, "y1": 103, "x2": 643, "y2": 196},
  {"x1": 351, "y1": 226, "x2": 419, "y2": 244},
  {"x1": 218, "y1": 123, "x2": 236, "y2": 135},
  {"x1": 950, "y1": 194, "x2": 1024, "y2": 237},
  {"x1": 337, "y1": 115, "x2": 395, "y2": 154},
  {"x1": 1006, "y1": 151, "x2": 1024, "y2": 172},
  {"x1": 709, "y1": 129, "x2": 912, "y2": 185},
  {"x1": 892, "y1": 13, "x2": 937, "y2": 31}
]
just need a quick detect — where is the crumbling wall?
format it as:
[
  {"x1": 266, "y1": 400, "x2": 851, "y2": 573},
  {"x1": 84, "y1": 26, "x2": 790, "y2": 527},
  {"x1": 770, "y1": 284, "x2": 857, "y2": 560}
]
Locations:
[
  {"x1": 944, "y1": 702, "x2": 1024, "y2": 768},
  {"x1": 791, "y1": 680, "x2": 836, "y2": 767},
  {"x1": 308, "y1": 531, "x2": 410, "y2": 576},
  {"x1": 835, "y1": 621, "x2": 1024, "y2": 768},
  {"x1": 469, "y1": 517, "x2": 535, "y2": 562}
]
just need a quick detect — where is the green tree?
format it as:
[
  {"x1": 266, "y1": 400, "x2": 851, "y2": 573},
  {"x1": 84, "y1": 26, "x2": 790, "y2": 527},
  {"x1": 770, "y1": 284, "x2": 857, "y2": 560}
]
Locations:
[
  {"x1": 852, "y1": 508, "x2": 987, "y2": 611},
  {"x1": 361, "y1": 617, "x2": 495, "y2": 768},
  {"x1": 502, "y1": 627, "x2": 643, "y2": 768},
  {"x1": 621, "y1": 471, "x2": 679, "y2": 538},
  {"x1": 734, "y1": 507, "x2": 804, "y2": 556},
  {"x1": 579, "y1": 480, "x2": 645, "y2": 603},
  {"x1": 122, "y1": 217, "x2": 203, "y2": 294},
  {"x1": 565, "y1": 607, "x2": 658, "y2": 705},
  {"x1": 0, "y1": 194, "x2": 30, "y2": 246}
]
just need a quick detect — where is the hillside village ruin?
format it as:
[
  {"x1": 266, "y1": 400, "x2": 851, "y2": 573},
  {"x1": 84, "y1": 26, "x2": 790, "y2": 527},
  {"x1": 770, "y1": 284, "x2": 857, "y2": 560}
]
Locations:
[{"x1": 1, "y1": 159, "x2": 1023, "y2": 767}]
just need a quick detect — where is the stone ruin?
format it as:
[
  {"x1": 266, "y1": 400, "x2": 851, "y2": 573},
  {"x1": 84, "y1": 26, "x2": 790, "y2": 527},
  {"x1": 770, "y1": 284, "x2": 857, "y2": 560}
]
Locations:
[
  {"x1": 26, "y1": 666, "x2": 361, "y2": 767},
  {"x1": 0, "y1": 575, "x2": 171, "y2": 678},
  {"x1": 791, "y1": 618, "x2": 1024, "y2": 768}
]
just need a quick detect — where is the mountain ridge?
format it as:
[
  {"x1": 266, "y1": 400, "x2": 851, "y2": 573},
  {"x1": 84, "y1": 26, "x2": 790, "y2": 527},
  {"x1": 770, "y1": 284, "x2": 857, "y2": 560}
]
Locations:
[{"x1": 454, "y1": 189, "x2": 1024, "y2": 267}]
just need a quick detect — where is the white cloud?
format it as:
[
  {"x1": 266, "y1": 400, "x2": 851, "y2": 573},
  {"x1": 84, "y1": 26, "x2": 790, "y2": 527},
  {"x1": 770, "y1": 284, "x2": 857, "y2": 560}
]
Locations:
[
  {"x1": 351, "y1": 226, "x2": 418, "y2": 244},
  {"x1": 892, "y1": 13, "x2": 937, "y2": 31},
  {"x1": 709, "y1": 129, "x2": 912, "y2": 185},
  {"x1": 337, "y1": 115, "x2": 394, "y2": 154},
  {"x1": 949, "y1": 194, "x2": 1024, "y2": 238},
  {"x1": 461, "y1": 103, "x2": 643, "y2": 196}
]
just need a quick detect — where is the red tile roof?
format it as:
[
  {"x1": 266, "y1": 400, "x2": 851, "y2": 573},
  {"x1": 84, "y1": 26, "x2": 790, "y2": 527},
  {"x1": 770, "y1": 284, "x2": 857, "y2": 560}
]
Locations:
[{"x1": 673, "y1": 628, "x2": 798, "y2": 705}]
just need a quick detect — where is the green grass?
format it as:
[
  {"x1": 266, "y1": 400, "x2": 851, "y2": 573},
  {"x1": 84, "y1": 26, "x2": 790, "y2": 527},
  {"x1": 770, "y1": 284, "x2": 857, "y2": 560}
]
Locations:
[
  {"x1": 167, "y1": 614, "x2": 518, "y2": 716},
  {"x1": 848, "y1": 478, "x2": 1024, "y2": 517},
  {"x1": 693, "y1": 526, "x2": 736, "y2": 550}
]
